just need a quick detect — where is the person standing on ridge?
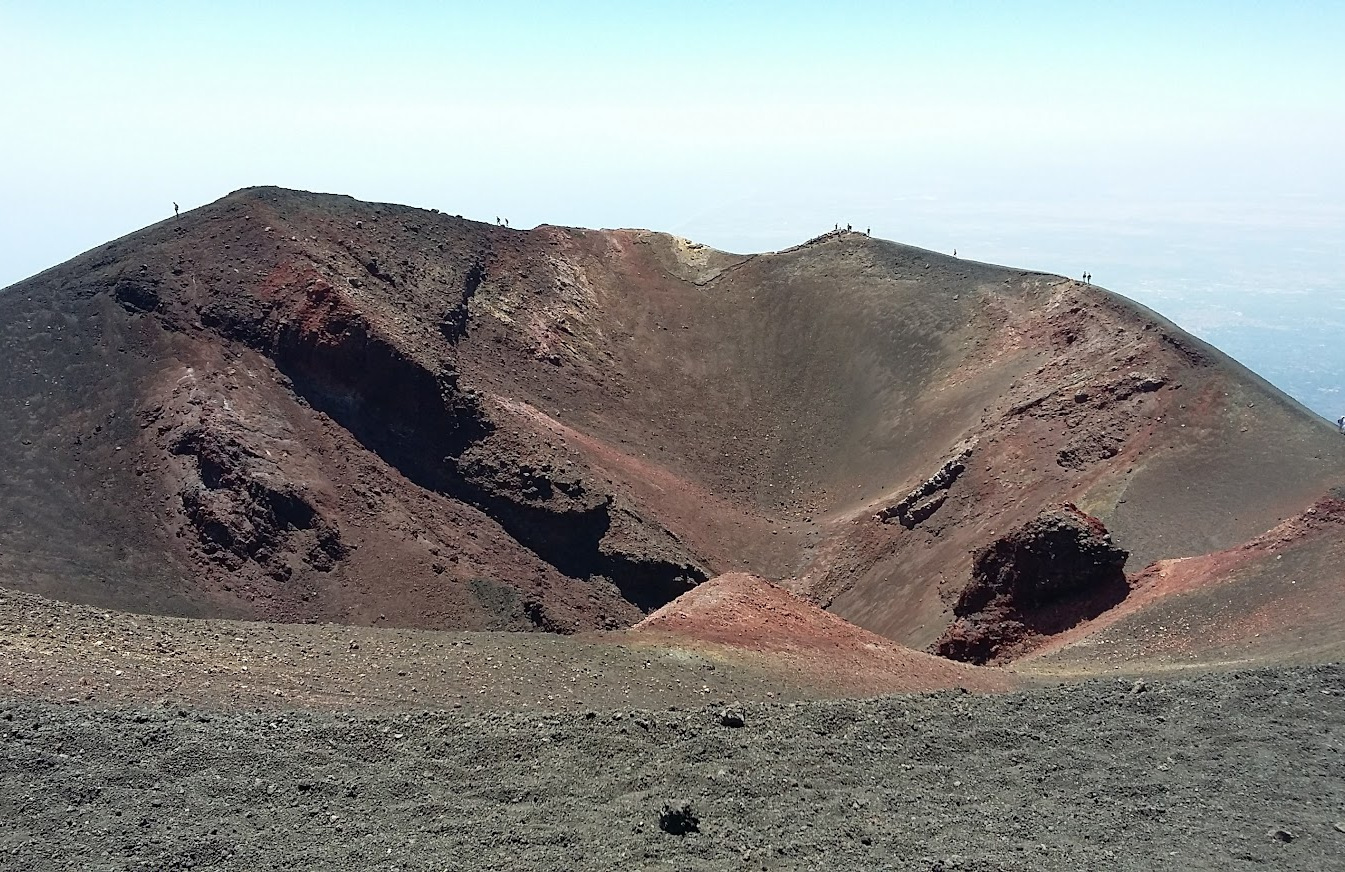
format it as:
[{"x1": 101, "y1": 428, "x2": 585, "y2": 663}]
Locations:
[
  {"x1": 1337, "y1": 414, "x2": 1344, "y2": 434},
  {"x1": 173, "y1": 202, "x2": 179, "y2": 219}
]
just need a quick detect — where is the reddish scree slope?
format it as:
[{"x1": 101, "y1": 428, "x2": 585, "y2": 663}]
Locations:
[
  {"x1": 1018, "y1": 491, "x2": 1345, "y2": 673},
  {"x1": 630, "y1": 573, "x2": 1012, "y2": 693},
  {"x1": 1, "y1": 186, "x2": 1342, "y2": 669}
]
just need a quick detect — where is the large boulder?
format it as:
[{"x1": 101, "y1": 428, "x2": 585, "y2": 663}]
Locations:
[{"x1": 934, "y1": 504, "x2": 1129, "y2": 664}]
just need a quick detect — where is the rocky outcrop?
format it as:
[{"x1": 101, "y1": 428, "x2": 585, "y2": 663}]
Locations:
[
  {"x1": 170, "y1": 425, "x2": 349, "y2": 578},
  {"x1": 877, "y1": 443, "x2": 974, "y2": 529},
  {"x1": 187, "y1": 260, "x2": 707, "y2": 615},
  {"x1": 933, "y1": 504, "x2": 1130, "y2": 664},
  {"x1": 456, "y1": 439, "x2": 707, "y2": 611},
  {"x1": 139, "y1": 380, "x2": 351, "y2": 606}
]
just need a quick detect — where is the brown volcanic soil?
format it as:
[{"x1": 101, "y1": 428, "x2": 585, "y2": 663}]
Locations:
[
  {"x1": 0, "y1": 586, "x2": 855, "y2": 713},
  {"x1": 2, "y1": 185, "x2": 1343, "y2": 672}
]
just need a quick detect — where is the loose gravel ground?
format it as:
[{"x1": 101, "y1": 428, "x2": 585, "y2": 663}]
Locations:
[{"x1": 3, "y1": 664, "x2": 1343, "y2": 871}]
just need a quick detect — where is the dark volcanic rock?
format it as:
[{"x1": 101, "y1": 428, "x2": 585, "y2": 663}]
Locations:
[
  {"x1": 876, "y1": 444, "x2": 973, "y2": 529},
  {"x1": 934, "y1": 504, "x2": 1130, "y2": 664},
  {"x1": 659, "y1": 800, "x2": 700, "y2": 835}
]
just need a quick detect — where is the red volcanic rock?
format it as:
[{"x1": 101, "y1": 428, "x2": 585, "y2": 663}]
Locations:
[
  {"x1": 933, "y1": 504, "x2": 1130, "y2": 665},
  {"x1": 634, "y1": 573, "x2": 1013, "y2": 693}
]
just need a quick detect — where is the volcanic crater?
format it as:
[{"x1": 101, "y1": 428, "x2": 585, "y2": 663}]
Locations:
[{"x1": 3, "y1": 186, "x2": 1344, "y2": 677}]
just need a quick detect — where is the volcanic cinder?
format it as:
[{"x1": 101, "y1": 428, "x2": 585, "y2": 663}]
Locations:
[
  {"x1": 2, "y1": 186, "x2": 1344, "y2": 675},
  {"x1": 5, "y1": 188, "x2": 1345, "y2": 872}
]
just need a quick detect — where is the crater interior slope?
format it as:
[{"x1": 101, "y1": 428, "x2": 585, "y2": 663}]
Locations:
[{"x1": 2, "y1": 186, "x2": 1342, "y2": 673}]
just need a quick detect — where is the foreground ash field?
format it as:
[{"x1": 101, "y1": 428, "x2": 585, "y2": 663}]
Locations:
[{"x1": 2, "y1": 187, "x2": 1343, "y2": 870}]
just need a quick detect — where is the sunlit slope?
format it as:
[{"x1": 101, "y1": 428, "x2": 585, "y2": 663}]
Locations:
[{"x1": 1, "y1": 186, "x2": 1341, "y2": 662}]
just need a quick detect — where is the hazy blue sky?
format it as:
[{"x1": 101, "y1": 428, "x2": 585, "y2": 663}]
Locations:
[{"x1": 2, "y1": 1, "x2": 1342, "y2": 414}]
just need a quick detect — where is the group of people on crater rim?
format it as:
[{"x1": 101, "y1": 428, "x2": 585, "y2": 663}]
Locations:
[
  {"x1": 1082, "y1": 271, "x2": 1093, "y2": 283},
  {"x1": 832, "y1": 223, "x2": 871, "y2": 235}
]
